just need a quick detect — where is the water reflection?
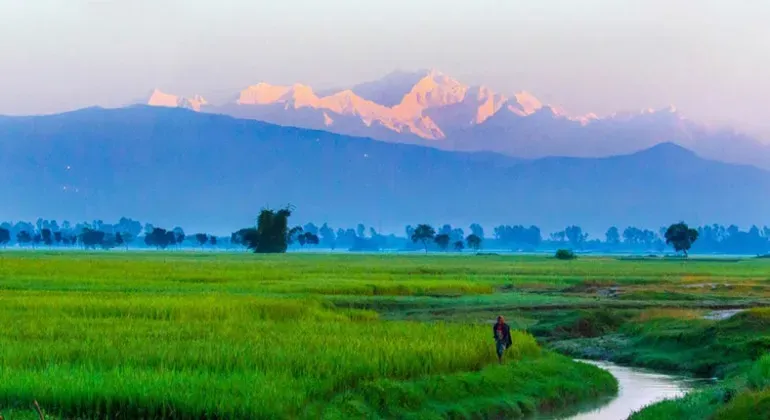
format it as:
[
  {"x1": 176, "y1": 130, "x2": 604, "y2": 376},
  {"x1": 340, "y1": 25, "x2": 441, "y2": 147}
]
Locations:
[{"x1": 563, "y1": 360, "x2": 712, "y2": 420}]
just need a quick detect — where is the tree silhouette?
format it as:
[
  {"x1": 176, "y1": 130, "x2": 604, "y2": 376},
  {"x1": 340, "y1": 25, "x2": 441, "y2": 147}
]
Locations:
[
  {"x1": 495, "y1": 225, "x2": 541, "y2": 250},
  {"x1": 466, "y1": 234, "x2": 482, "y2": 251},
  {"x1": 209, "y1": 236, "x2": 218, "y2": 247},
  {"x1": 298, "y1": 232, "x2": 320, "y2": 247},
  {"x1": 121, "y1": 233, "x2": 134, "y2": 249},
  {"x1": 41, "y1": 228, "x2": 53, "y2": 247},
  {"x1": 231, "y1": 229, "x2": 250, "y2": 248},
  {"x1": 297, "y1": 231, "x2": 307, "y2": 247},
  {"x1": 54, "y1": 231, "x2": 63, "y2": 246},
  {"x1": 195, "y1": 233, "x2": 209, "y2": 248},
  {"x1": 145, "y1": 227, "x2": 173, "y2": 249},
  {"x1": 319, "y1": 223, "x2": 336, "y2": 249},
  {"x1": 605, "y1": 226, "x2": 620, "y2": 245},
  {"x1": 469, "y1": 223, "x2": 484, "y2": 240},
  {"x1": 0, "y1": 228, "x2": 10, "y2": 248},
  {"x1": 32, "y1": 232, "x2": 42, "y2": 249},
  {"x1": 172, "y1": 227, "x2": 186, "y2": 248},
  {"x1": 303, "y1": 223, "x2": 319, "y2": 236},
  {"x1": 117, "y1": 217, "x2": 142, "y2": 240},
  {"x1": 80, "y1": 228, "x2": 106, "y2": 249},
  {"x1": 453, "y1": 240, "x2": 465, "y2": 252},
  {"x1": 664, "y1": 222, "x2": 699, "y2": 257},
  {"x1": 165, "y1": 231, "x2": 177, "y2": 248},
  {"x1": 287, "y1": 226, "x2": 303, "y2": 246},
  {"x1": 411, "y1": 224, "x2": 436, "y2": 254},
  {"x1": 115, "y1": 232, "x2": 125, "y2": 249},
  {"x1": 565, "y1": 226, "x2": 588, "y2": 249},
  {"x1": 434, "y1": 233, "x2": 450, "y2": 251},
  {"x1": 550, "y1": 231, "x2": 566, "y2": 243},
  {"x1": 241, "y1": 207, "x2": 294, "y2": 253},
  {"x1": 17, "y1": 231, "x2": 32, "y2": 247}
]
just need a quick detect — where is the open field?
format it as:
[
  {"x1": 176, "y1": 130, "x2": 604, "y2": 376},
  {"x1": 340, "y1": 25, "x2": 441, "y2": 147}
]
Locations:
[
  {"x1": 2, "y1": 251, "x2": 770, "y2": 418},
  {"x1": 0, "y1": 252, "x2": 618, "y2": 419}
]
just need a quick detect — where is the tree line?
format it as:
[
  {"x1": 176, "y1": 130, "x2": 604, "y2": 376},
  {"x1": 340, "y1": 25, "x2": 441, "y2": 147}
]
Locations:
[{"x1": 0, "y1": 213, "x2": 764, "y2": 256}]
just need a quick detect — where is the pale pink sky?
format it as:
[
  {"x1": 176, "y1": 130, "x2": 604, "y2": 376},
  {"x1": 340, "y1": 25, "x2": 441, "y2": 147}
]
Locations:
[{"x1": 1, "y1": 0, "x2": 769, "y2": 138}]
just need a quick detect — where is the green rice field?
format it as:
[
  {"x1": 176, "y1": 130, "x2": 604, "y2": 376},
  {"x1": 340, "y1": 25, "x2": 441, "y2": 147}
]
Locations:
[{"x1": 2, "y1": 251, "x2": 770, "y2": 418}]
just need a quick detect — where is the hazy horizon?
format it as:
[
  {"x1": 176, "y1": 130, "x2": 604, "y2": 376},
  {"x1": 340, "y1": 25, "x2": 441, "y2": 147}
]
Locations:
[{"x1": 2, "y1": 0, "x2": 769, "y2": 138}]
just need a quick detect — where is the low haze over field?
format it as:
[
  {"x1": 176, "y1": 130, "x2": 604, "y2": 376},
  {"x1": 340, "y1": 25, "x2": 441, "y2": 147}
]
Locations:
[{"x1": 1, "y1": 0, "x2": 770, "y2": 139}]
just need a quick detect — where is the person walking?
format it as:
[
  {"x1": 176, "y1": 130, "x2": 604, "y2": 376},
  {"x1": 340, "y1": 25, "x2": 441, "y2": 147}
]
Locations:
[{"x1": 493, "y1": 315, "x2": 512, "y2": 364}]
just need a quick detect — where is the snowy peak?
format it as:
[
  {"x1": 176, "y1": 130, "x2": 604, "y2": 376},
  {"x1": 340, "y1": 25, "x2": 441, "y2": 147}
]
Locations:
[
  {"x1": 470, "y1": 86, "x2": 508, "y2": 124},
  {"x1": 147, "y1": 89, "x2": 179, "y2": 108},
  {"x1": 394, "y1": 70, "x2": 469, "y2": 117},
  {"x1": 147, "y1": 89, "x2": 207, "y2": 111},
  {"x1": 511, "y1": 92, "x2": 543, "y2": 116},
  {"x1": 142, "y1": 70, "x2": 688, "y2": 142},
  {"x1": 237, "y1": 83, "x2": 292, "y2": 105},
  {"x1": 350, "y1": 69, "x2": 433, "y2": 107}
]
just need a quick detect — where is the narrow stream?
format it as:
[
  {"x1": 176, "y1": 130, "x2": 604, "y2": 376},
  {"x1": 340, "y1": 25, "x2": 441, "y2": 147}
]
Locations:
[{"x1": 557, "y1": 360, "x2": 713, "y2": 420}]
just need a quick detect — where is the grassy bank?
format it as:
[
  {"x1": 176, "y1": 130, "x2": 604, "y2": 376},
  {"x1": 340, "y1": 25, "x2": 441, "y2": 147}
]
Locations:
[
  {"x1": 544, "y1": 308, "x2": 770, "y2": 377},
  {"x1": 0, "y1": 252, "x2": 618, "y2": 419},
  {"x1": 528, "y1": 306, "x2": 770, "y2": 418},
  {"x1": 630, "y1": 355, "x2": 770, "y2": 419}
]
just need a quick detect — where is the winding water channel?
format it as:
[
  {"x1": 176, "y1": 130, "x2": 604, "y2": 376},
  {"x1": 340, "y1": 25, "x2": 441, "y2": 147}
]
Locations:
[{"x1": 554, "y1": 360, "x2": 714, "y2": 420}]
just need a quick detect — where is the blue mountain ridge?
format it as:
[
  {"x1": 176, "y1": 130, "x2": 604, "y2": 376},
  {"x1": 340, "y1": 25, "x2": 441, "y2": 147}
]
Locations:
[{"x1": 1, "y1": 106, "x2": 768, "y2": 234}]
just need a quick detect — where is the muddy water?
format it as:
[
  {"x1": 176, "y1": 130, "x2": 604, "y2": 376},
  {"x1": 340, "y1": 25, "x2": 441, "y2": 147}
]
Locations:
[{"x1": 560, "y1": 360, "x2": 712, "y2": 420}]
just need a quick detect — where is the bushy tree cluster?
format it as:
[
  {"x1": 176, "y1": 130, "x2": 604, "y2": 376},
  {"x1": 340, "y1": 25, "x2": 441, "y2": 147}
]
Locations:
[
  {"x1": 4, "y1": 213, "x2": 770, "y2": 257},
  {"x1": 494, "y1": 225, "x2": 542, "y2": 250},
  {"x1": 233, "y1": 208, "x2": 295, "y2": 254}
]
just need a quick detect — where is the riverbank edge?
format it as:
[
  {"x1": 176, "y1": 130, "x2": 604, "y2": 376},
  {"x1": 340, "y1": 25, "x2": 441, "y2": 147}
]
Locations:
[{"x1": 308, "y1": 351, "x2": 618, "y2": 419}]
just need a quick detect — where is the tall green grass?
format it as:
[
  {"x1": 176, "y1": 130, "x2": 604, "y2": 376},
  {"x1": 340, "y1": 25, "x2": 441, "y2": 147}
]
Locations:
[
  {"x1": 6, "y1": 251, "x2": 766, "y2": 418},
  {"x1": 0, "y1": 293, "x2": 518, "y2": 418},
  {"x1": 0, "y1": 252, "x2": 622, "y2": 418}
]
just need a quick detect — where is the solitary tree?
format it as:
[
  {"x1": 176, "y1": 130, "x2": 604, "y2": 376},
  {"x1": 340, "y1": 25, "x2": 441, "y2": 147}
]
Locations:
[
  {"x1": 411, "y1": 224, "x2": 436, "y2": 253},
  {"x1": 241, "y1": 207, "x2": 295, "y2": 253},
  {"x1": 466, "y1": 233, "x2": 482, "y2": 251},
  {"x1": 664, "y1": 222, "x2": 699, "y2": 257},
  {"x1": 435, "y1": 233, "x2": 450, "y2": 251},
  {"x1": 209, "y1": 236, "x2": 218, "y2": 247}
]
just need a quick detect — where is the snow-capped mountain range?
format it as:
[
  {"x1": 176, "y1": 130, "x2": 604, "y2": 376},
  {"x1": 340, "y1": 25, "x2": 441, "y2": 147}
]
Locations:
[{"x1": 144, "y1": 70, "x2": 770, "y2": 168}]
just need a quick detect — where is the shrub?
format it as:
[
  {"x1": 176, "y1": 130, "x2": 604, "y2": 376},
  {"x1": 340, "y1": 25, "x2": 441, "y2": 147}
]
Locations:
[{"x1": 555, "y1": 249, "x2": 576, "y2": 260}]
